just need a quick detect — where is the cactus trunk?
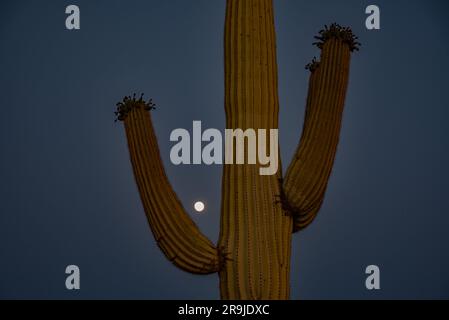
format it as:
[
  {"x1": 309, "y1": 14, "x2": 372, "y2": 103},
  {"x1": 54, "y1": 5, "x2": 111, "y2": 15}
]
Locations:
[{"x1": 218, "y1": 0, "x2": 292, "y2": 300}]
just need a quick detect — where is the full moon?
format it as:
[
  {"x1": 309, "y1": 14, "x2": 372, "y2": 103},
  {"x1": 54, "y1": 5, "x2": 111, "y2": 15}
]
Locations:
[{"x1": 194, "y1": 201, "x2": 205, "y2": 213}]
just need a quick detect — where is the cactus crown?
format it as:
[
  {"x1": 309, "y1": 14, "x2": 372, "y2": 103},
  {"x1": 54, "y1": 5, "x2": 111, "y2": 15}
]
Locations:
[
  {"x1": 115, "y1": 93, "x2": 156, "y2": 122},
  {"x1": 313, "y1": 23, "x2": 361, "y2": 52},
  {"x1": 305, "y1": 57, "x2": 320, "y2": 72}
]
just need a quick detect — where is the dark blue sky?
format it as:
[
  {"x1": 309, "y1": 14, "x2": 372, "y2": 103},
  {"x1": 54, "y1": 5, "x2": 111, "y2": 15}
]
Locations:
[{"x1": 1, "y1": 0, "x2": 448, "y2": 299}]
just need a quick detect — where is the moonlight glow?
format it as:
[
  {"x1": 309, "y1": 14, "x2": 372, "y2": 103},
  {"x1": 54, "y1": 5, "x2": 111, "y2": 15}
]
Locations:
[{"x1": 194, "y1": 201, "x2": 205, "y2": 213}]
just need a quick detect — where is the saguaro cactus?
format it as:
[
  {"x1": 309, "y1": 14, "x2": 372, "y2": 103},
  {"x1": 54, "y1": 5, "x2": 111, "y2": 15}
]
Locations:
[{"x1": 115, "y1": 0, "x2": 359, "y2": 300}]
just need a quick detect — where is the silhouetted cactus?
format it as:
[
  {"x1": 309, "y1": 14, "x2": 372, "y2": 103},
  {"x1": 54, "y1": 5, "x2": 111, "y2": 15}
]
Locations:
[{"x1": 116, "y1": 0, "x2": 359, "y2": 300}]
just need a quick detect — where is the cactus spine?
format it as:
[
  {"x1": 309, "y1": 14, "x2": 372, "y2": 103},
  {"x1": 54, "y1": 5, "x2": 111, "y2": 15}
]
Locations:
[{"x1": 116, "y1": 0, "x2": 359, "y2": 299}]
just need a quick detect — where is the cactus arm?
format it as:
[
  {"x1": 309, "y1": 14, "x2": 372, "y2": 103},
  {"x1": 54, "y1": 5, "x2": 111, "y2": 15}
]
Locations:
[
  {"x1": 282, "y1": 24, "x2": 359, "y2": 233},
  {"x1": 117, "y1": 96, "x2": 220, "y2": 274}
]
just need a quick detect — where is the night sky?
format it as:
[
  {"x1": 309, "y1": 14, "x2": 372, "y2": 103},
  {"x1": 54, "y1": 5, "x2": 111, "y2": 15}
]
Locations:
[{"x1": 1, "y1": 0, "x2": 448, "y2": 299}]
